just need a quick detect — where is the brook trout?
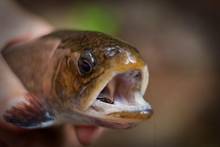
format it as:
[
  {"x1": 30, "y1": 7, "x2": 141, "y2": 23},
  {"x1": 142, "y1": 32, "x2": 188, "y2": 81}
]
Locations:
[{"x1": 0, "y1": 30, "x2": 152, "y2": 131}]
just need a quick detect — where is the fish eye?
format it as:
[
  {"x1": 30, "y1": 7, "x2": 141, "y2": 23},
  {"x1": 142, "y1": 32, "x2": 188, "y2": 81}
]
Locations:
[
  {"x1": 78, "y1": 58, "x2": 92, "y2": 75},
  {"x1": 78, "y1": 50, "x2": 95, "y2": 75}
]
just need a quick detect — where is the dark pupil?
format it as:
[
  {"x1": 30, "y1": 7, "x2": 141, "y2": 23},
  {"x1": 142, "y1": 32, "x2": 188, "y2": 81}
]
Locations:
[{"x1": 78, "y1": 58, "x2": 92, "y2": 74}]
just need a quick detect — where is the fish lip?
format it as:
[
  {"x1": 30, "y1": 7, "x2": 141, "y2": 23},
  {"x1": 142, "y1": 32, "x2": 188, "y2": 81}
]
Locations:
[
  {"x1": 107, "y1": 108, "x2": 153, "y2": 120},
  {"x1": 84, "y1": 108, "x2": 153, "y2": 129}
]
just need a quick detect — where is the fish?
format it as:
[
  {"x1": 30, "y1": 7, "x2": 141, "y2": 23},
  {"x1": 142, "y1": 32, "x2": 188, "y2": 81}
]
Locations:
[{"x1": 0, "y1": 30, "x2": 152, "y2": 134}]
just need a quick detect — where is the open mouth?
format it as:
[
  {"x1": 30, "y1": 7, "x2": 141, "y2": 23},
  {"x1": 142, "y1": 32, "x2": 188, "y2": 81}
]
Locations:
[
  {"x1": 90, "y1": 69, "x2": 152, "y2": 123},
  {"x1": 97, "y1": 70, "x2": 142, "y2": 105}
]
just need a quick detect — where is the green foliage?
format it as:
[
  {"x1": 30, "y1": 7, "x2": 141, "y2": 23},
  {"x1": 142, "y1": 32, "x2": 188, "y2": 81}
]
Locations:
[{"x1": 70, "y1": 4, "x2": 119, "y2": 35}]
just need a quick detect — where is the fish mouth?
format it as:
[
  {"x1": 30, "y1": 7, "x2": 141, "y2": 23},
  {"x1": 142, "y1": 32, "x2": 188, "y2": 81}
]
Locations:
[{"x1": 85, "y1": 66, "x2": 152, "y2": 128}]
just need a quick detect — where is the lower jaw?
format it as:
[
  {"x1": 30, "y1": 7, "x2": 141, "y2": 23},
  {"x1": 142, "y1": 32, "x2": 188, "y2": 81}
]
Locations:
[{"x1": 74, "y1": 108, "x2": 152, "y2": 129}]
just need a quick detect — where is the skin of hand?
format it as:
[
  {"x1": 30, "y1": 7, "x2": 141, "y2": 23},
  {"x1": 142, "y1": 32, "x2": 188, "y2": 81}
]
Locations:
[{"x1": 0, "y1": 1, "x2": 104, "y2": 146}]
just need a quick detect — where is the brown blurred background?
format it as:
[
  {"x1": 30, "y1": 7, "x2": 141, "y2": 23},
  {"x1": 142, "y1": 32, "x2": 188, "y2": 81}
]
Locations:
[{"x1": 1, "y1": 0, "x2": 220, "y2": 147}]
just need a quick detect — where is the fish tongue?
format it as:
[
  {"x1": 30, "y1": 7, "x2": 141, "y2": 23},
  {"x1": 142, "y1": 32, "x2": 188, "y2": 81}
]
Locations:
[{"x1": 75, "y1": 125, "x2": 104, "y2": 145}]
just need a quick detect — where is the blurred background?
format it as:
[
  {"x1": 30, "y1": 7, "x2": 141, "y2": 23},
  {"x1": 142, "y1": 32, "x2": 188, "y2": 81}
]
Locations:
[{"x1": 1, "y1": 0, "x2": 220, "y2": 147}]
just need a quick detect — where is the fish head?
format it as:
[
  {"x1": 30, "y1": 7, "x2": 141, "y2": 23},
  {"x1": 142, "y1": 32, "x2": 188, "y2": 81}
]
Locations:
[{"x1": 52, "y1": 31, "x2": 152, "y2": 128}]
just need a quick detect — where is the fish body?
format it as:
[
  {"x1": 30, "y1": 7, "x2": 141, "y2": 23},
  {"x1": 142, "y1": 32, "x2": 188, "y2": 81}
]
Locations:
[{"x1": 0, "y1": 30, "x2": 152, "y2": 129}]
